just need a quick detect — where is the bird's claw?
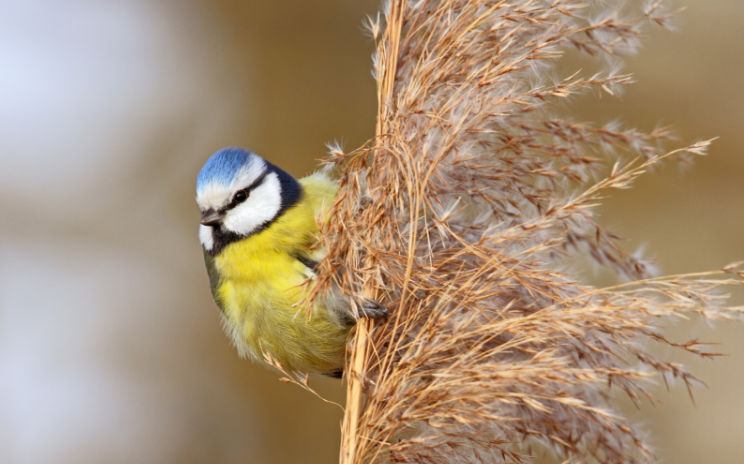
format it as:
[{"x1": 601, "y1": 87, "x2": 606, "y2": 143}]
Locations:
[{"x1": 357, "y1": 298, "x2": 388, "y2": 320}]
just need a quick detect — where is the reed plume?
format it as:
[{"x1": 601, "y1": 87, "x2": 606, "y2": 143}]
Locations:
[{"x1": 307, "y1": 1, "x2": 742, "y2": 462}]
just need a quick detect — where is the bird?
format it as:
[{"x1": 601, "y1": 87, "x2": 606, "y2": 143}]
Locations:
[{"x1": 196, "y1": 147, "x2": 387, "y2": 377}]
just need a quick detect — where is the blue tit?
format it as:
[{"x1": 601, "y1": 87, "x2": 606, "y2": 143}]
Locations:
[{"x1": 196, "y1": 147, "x2": 386, "y2": 377}]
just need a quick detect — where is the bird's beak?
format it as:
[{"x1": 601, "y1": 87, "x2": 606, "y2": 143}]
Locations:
[{"x1": 200, "y1": 208, "x2": 225, "y2": 226}]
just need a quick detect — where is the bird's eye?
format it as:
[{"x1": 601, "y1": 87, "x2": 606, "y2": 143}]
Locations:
[{"x1": 233, "y1": 190, "x2": 248, "y2": 203}]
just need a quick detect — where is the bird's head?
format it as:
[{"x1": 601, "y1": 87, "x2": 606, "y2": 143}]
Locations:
[{"x1": 196, "y1": 147, "x2": 301, "y2": 254}]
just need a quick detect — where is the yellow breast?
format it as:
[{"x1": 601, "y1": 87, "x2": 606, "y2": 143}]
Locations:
[{"x1": 211, "y1": 172, "x2": 348, "y2": 374}]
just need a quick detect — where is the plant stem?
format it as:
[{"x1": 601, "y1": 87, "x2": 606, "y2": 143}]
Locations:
[
  {"x1": 339, "y1": 319, "x2": 370, "y2": 464},
  {"x1": 339, "y1": 2, "x2": 404, "y2": 463}
]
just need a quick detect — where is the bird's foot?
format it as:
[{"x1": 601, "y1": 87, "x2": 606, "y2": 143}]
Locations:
[{"x1": 356, "y1": 298, "x2": 389, "y2": 320}]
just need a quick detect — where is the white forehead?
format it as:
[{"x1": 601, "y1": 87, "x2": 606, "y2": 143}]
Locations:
[{"x1": 196, "y1": 156, "x2": 267, "y2": 211}]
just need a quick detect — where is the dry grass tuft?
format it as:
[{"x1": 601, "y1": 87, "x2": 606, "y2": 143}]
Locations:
[{"x1": 309, "y1": 1, "x2": 742, "y2": 463}]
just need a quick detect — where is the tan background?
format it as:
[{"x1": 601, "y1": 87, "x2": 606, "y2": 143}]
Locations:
[{"x1": 0, "y1": 1, "x2": 741, "y2": 463}]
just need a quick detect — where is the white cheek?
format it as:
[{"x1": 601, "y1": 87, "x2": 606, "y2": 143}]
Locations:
[
  {"x1": 199, "y1": 225, "x2": 215, "y2": 250},
  {"x1": 223, "y1": 173, "x2": 282, "y2": 236}
]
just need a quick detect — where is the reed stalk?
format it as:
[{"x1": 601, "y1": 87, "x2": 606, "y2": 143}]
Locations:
[{"x1": 340, "y1": 4, "x2": 406, "y2": 462}]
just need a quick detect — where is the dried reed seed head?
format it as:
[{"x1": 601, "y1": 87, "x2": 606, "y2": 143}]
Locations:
[{"x1": 315, "y1": 1, "x2": 743, "y2": 463}]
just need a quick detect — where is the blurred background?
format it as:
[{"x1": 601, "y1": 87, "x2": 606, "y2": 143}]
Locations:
[{"x1": 0, "y1": 0, "x2": 741, "y2": 463}]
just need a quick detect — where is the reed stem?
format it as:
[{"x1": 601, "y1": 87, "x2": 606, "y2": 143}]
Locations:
[{"x1": 339, "y1": 2, "x2": 405, "y2": 463}]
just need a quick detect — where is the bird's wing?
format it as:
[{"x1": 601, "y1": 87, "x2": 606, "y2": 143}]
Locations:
[
  {"x1": 202, "y1": 248, "x2": 227, "y2": 313},
  {"x1": 293, "y1": 171, "x2": 338, "y2": 270}
]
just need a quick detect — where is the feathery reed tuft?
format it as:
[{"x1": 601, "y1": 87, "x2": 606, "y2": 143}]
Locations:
[{"x1": 309, "y1": 1, "x2": 742, "y2": 462}]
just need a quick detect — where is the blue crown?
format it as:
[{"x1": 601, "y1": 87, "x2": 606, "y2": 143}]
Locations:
[{"x1": 197, "y1": 147, "x2": 254, "y2": 192}]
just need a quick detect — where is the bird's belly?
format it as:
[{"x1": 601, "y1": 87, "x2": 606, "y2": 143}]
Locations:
[{"x1": 216, "y1": 273, "x2": 349, "y2": 375}]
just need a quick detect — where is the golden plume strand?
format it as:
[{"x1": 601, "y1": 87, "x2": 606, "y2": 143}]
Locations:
[{"x1": 310, "y1": 1, "x2": 744, "y2": 463}]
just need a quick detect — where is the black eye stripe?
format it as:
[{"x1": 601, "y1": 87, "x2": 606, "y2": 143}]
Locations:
[
  {"x1": 223, "y1": 170, "x2": 270, "y2": 212},
  {"x1": 247, "y1": 170, "x2": 269, "y2": 191}
]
